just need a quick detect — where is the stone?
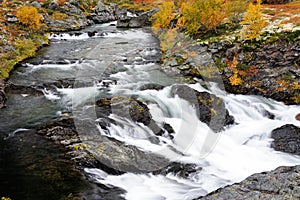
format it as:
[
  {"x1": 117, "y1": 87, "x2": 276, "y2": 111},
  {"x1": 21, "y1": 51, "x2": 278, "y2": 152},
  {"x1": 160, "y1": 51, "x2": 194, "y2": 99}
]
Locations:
[
  {"x1": 271, "y1": 124, "x2": 300, "y2": 155},
  {"x1": 296, "y1": 113, "x2": 300, "y2": 121},
  {"x1": 116, "y1": 8, "x2": 159, "y2": 28},
  {"x1": 170, "y1": 85, "x2": 234, "y2": 132},
  {"x1": 96, "y1": 96, "x2": 163, "y2": 135},
  {"x1": 199, "y1": 165, "x2": 300, "y2": 199}
]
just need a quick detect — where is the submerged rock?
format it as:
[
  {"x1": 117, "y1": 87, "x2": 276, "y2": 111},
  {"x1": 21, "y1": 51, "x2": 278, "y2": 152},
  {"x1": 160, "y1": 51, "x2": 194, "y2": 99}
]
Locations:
[
  {"x1": 271, "y1": 124, "x2": 300, "y2": 155},
  {"x1": 199, "y1": 165, "x2": 300, "y2": 199},
  {"x1": 171, "y1": 85, "x2": 234, "y2": 132}
]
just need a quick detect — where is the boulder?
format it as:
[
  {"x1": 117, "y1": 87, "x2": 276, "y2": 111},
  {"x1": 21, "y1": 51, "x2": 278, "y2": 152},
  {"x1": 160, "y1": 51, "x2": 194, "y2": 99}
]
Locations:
[
  {"x1": 44, "y1": 2, "x2": 91, "y2": 32},
  {"x1": 116, "y1": 8, "x2": 158, "y2": 28},
  {"x1": 296, "y1": 113, "x2": 300, "y2": 121},
  {"x1": 271, "y1": 124, "x2": 300, "y2": 155},
  {"x1": 96, "y1": 96, "x2": 166, "y2": 135},
  {"x1": 199, "y1": 165, "x2": 300, "y2": 199},
  {"x1": 89, "y1": 2, "x2": 116, "y2": 24},
  {"x1": 171, "y1": 85, "x2": 234, "y2": 132}
]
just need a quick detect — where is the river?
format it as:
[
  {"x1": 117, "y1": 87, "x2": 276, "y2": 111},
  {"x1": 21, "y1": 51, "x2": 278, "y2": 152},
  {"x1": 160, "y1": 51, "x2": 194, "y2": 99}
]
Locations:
[{"x1": 1, "y1": 22, "x2": 300, "y2": 200}]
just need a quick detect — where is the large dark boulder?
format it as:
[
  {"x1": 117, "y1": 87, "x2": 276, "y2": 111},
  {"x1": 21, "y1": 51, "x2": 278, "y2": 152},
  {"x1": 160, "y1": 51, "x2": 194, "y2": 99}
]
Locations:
[
  {"x1": 199, "y1": 165, "x2": 300, "y2": 199},
  {"x1": 171, "y1": 85, "x2": 234, "y2": 132},
  {"x1": 271, "y1": 124, "x2": 300, "y2": 155},
  {"x1": 96, "y1": 96, "x2": 168, "y2": 136}
]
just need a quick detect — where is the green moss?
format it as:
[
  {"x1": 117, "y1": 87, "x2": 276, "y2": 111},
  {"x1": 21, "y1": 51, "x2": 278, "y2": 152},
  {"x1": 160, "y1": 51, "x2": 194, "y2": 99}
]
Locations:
[{"x1": 0, "y1": 33, "x2": 48, "y2": 80}]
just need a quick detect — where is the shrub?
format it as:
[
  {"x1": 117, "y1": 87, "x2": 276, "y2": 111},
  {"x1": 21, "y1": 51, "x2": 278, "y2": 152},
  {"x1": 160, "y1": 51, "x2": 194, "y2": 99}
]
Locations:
[
  {"x1": 51, "y1": 12, "x2": 68, "y2": 20},
  {"x1": 152, "y1": 1, "x2": 175, "y2": 29},
  {"x1": 178, "y1": 0, "x2": 229, "y2": 34},
  {"x1": 16, "y1": 6, "x2": 42, "y2": 30},
  {"x1": 240, "y1": 0, "x2": 266, "y2": 41},
  {"x1": 15, "y1": 39, "x2": 37, "y2": 59}
]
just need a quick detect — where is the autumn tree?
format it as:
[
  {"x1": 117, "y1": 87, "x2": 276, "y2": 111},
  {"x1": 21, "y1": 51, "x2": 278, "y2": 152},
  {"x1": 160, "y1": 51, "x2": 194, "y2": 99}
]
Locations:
[
  {"x1": 240, "y1": 0, "x2": 266, "y2": 41},
  {"x1": 177, "y1": 0, "x2": 228, "y2": 34},
  {"x1": 152, "y1": 1, "x2": 175, "y2": 29},
  {"x1": 16, "y1": 6, "x2": 42, "y2": 30}
]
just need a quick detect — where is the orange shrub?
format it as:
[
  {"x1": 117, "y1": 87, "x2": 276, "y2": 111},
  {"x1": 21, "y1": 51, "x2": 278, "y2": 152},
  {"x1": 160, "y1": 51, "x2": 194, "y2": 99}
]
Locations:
[
  {"x1": 16, "y1": 6, "x2": 42, "y2": 30},
  {"x1": 57, "y1": 0, "x2": 67, "y2": 6}
]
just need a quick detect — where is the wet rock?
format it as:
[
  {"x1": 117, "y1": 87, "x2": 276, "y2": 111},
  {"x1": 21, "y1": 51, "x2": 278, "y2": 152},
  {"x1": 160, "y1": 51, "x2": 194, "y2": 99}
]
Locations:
[
  {"x1": 171, "y1": 85, "x2": 234, "y2": 132},
  {"x1": 0, "y1": 79, "x2": 7, "y2": 109},
  {"x1": 116, "y1": 8, "x2": 158, "y2": 28},
  {"x1": 296, "y1": 113, "x2": 300, "y2": 121},
  {"x1": 4, "y1": 83, "x2": 44, "y2": 96},
  {"x1": 96, "y1": 96, "x2": 163, "y2": 135},
  {"x1": 36, "y1": 118, "x2": 101, "y2": 168},
  {"x1": 271, "y1": 124, "x2": 300, "y2": 155},
  {"x1": 199, "y1": 165, "x2": 300, "y2": 199},
  {"x1": 155, "y1": 162, "x2": 200, "y2": 178},
  {"x1": 138, "y1": 83, "x2": 164, "y2": 91}
]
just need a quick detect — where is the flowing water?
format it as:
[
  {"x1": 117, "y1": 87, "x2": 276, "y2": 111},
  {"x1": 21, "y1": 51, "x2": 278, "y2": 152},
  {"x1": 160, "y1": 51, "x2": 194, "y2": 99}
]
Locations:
[{"x1": 1, "y1": 22, "x2": 300, "y2": 199}]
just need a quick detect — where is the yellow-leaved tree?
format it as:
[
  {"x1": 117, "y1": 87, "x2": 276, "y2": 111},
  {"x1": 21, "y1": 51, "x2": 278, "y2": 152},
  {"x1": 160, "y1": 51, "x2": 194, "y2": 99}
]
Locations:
[
  {"x1": 240, "y1": 0, "x2": 266, "y2": 41},
  {"x1": 152, "y1": 1, "x2": 175, "y2": 30},
  {"x1": 178, "y1": 0, "x2": 228, "y2": 34},
  {"x1": 16, "y1": 6, "x2": 42, "y2": 30}
]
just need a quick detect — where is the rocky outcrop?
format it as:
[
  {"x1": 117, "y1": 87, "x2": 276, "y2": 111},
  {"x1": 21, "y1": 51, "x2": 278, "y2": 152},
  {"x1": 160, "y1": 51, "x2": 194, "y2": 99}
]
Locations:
[
  {"x1": 208, "y1": 32, "x2": 300, "y2": 104},
  {"x1": 89, "y1": 2, "x2": 116, "y2": 24},
  {"x1": 43, "y1": 1, "x2": 91, "y2": 32},
  {"x1": 271, "y1": 124, "x2": 300, "y2": 155},
  {"x1": 171, "y1": 85, "x2": 234, "y2": 132},
  {"x1": 199, "y1": 165, "x2": 300, "y2": 199},
  {"x1": 116, "y1": 8, "x2": 158, "y2": 28},
  {"x1": 37, "y1": 116, "x2": 171, "y2": 173},
  {"x1": 159, "y1": 31, "x2": 220, "y2": 81}
]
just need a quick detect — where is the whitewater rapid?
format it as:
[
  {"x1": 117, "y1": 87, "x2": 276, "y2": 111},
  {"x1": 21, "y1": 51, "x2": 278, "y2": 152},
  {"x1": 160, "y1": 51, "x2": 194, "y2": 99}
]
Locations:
[{"x1": 15, "y1": 23, "x2": 300, "y2": 200}]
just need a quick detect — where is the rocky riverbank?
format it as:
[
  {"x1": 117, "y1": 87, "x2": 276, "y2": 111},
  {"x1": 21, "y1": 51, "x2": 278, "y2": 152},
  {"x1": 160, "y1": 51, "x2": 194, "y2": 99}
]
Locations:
[{"x1": 157, "y1": 28, "x2": 299, "y2": 105}]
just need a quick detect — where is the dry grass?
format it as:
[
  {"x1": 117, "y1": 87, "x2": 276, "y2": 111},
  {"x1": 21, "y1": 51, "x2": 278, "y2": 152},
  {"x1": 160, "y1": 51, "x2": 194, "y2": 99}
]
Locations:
[{"x1": 262, "y1": 0, "x2": 300, "y2": 18}]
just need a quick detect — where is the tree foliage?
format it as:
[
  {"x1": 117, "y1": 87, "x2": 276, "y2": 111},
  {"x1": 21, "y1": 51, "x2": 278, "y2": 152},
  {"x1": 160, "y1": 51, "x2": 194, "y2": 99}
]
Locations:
[
  {"x1": 178, "y1": 0, "x2": 228, "y2": 34},
  {"x1": 152, "y1": 0, "x2": 249, "y2": 35},
  {"x1": 16, "y1": 6, "x2": 42, "y2": 30},
  {"x1": 240, "y1": 0, "x2": 266, "y2": 41},
  {"x1": 152, "y1": 1, "x2": 175, "y2": 29}
]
